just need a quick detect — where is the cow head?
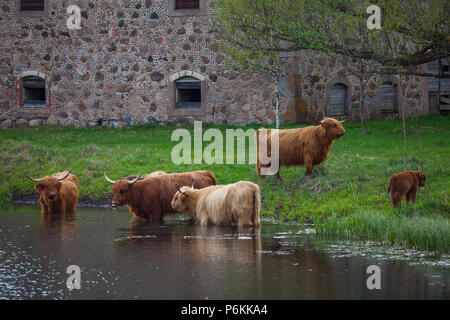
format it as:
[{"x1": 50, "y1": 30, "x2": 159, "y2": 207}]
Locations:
[
  {"x1": 104, "y1": 172, "x2": 143, "y2": 208},
  {"x1": 320, "y1": 118, "x2": 346, "y2": 139},
  {"x1": 417, "y1": 172, "x2": 426, "y2": 187},
  {"x1": 171, "y1": 183, "x2": 195, "y2": 215},
  {"x1": 26, "y1": 171, "x2": 71, "y2": 203}
]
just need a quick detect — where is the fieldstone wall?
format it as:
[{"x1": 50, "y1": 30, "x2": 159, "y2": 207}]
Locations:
[
  {"x1": 279, "y1": 51, "x2": 428, "y2": 124},
  {"x1": 0, "y1": 0, "x2": 428, "y2": 128}
]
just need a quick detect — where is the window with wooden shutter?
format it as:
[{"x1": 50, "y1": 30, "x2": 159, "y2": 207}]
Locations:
[
  {"x1": 327, "y1": 84, "x2": 347, "y2": 116},
  {"x1": 21, "y1": 0, "x2": 44, "y2": 11},
  {"x1": 16, "y1": 0, "x2": 47, "y2": 17},
  {"x1": 380, "y1": 82, "x2": 397, "y2": 113},
  {"x1": 168, "y1": 0, "x2": 205, "y2": 16},
  {"x1": 175, "y1": 0, "x2": 200, "y2": 10}
]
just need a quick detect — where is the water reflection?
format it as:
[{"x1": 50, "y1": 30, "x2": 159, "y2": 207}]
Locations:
[{"x1": 0, "y1": 206, "x2": 447, "y2": 299}]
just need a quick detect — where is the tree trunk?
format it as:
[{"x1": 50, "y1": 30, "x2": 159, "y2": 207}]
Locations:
[
  {"x1": 416, "y1": 116, "x2": 423, "y2": 172},
  {"x1": 359, "y1": 74, "x2": 367, "y2": 135},
  {"x1": 275, "y1": 89, "x2": 280, "y2": 129},
  {"x1": 400, "y1": 75, "x2": 407, "y2": 171}
]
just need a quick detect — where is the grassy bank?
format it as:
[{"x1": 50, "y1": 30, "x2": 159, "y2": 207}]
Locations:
[{"x1": 0, "y1": 116, "x2": 448, "y2": 251}]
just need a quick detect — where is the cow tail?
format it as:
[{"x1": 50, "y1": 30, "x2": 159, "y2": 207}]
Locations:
[{"x1": 252, "y1": 184, "x2": 261, "y2": 227}]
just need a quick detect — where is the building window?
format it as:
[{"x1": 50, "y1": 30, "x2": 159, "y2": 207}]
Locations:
[
  {"x1": 427, "y1": 59, "x2": 450, "y2": 115},
  {"x1": 168, "y1": 71, "x2": 206, "y2": 119},
  {"x1": 327, "y1": 84, "x2": 347, "y2": 117},
  {"x1": 175, "y1": 0, "x2": 200, "y2": 9},
  {"x1": 22, "y1": 76, "x2": 46, "y2": 107},
  {"x1": 176, "y1": 77, "x2": 201, "y2": 109},
  {"x1": 168, "y1": 0, "x2": 205, "y2": 16},
  {"x1": 380, "y1": 82, "x2": 398, "y2": 113},
  {"x1": 16, "y1": 0, "x2": 48, "y2": 17}
]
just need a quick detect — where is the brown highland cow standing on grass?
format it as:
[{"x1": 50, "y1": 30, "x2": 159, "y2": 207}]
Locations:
[
  {"x1": 26, "y1": 171, "x2": 79, "y2": 214},
  {"x1": 104, "y1": 170, "x2": 217, "y2": 222},
  {"x1": 256, "y1": 118, "x2": 346, "y2": 181},
  {"x1": 388, "y1": 171, "x2": 426, "y2": 207}
]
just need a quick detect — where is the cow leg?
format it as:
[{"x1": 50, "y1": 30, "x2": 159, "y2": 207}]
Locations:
[
  {"x1": 275, "y1": 170, "x2": 283, "y2": 182},
  {"x1": 408, "y1": 186, "x2": 417, "y2": 204},
  {"x1": 304, "y1": 157, "x2": 314, "y2": 177},
  {"x1": 391, "y1": 192, "x2": 402, "y2": 208},
  {"x1": 256, "y1": 163, "x2": 262, "y2": 179},
  {"x1": 40, "y1": 202, "x2": 49, "y2": 215}
]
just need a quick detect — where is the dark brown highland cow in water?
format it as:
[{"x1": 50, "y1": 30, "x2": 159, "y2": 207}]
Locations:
[
  {"x1": 256, "y1": 118, "x2": 345, "y2": 181},
  {"x1": 388, "y1": 171, "x2": 426, "y2": 207},
  {"x1": 26, "y1": 171, "x2": 79, "y2": 214},
  {"x1": 104, "y1": 170, "x2": 217, "y2": 222}
]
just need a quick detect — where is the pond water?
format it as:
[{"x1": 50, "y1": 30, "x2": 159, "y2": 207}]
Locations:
[{"x1": 0, "y1": 206, "x2": 448, "y2": 300}]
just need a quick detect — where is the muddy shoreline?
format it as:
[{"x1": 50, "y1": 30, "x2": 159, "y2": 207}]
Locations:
[{"x1": 11, "y1": 192, "x2": 114, "y2": 208}]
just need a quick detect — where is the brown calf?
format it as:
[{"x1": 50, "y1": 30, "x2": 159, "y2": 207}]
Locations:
[{"x1": 388, "y1": 171, "x2": 426, "y2": 207}]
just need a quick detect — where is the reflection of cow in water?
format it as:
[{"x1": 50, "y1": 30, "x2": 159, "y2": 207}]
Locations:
[{"x1": 26, "y1": 170, "x2": 79, "y2": 214}]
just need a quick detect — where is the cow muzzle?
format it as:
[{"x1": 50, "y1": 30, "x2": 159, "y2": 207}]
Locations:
[
  {"x1": 111, "y1": 201, "x2": 118, "y2": 208},
  {"x1": 48, "y1": 193, "x2": 57, "y2": 200}
]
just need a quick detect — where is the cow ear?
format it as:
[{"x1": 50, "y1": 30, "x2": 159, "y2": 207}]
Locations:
[{"x1": 35, "y1": 183, "x2": 42, "y2": 191}]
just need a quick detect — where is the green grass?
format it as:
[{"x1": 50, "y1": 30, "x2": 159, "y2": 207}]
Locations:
[{"x1": 0, "y1": 115, "x2": 448, "y2": 251}]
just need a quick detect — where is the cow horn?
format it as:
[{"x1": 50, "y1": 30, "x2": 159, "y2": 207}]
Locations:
[
  {"x1": 128, "y1": 172, "x2": 143, "y2": 184},
  {"x1": 191, "y1": 181, "x2": 195, "y2": 189},
  {"x1": 176, "y1": 185, "x2": 185, "y2": 193},
  {"x1": 104, "y1": 172, "x2": 116, "y2": 184},
  {"x1": 340, "y1": 120, "x2": 346, "y2": 124},
  {"x1": 57, "y1": 170, "x2": 71, "y2": 181},
  {"x1": 25, "y1": 174, "x2": 43, "y2": 182}
]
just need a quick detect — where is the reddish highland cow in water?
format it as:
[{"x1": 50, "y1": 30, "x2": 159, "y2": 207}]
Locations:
[
  {"x1": 388, "y1": 171, "x2": 426, "y2": 207},
  {"x1": 26, "y1": 171, "x2": 79, "y2": 214},
  {"x1": 256, "y1": 118, "x2": 346, "y2": 181},
  {"x1": 104, "y1": 170, "x2": 217, "y2": 222}
]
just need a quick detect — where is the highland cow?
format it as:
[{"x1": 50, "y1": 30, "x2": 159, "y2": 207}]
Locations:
[
  {"x1": 26, "y1": 171, "x2": 79, "y2": 214},
  {"x1": 104, "y1": 170, "x2": 216, "y2": 222},
  {"x1": 388, "y1": 171, "x2": 426, "y2": 207},
  {"x1": 171, "y1": 181, "x2": 261, "y2": 227},
  {"x1": 256, "y1": 118, "x2": 345, "y2": 181}
]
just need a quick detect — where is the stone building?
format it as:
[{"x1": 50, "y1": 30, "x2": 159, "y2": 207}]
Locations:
[{"x1": 0, "y1": 0, "x2": 439, "y2": 128}]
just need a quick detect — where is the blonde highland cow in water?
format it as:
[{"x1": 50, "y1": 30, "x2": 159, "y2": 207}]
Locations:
[{"x1": 171, "y1": 181, "x2": 261, "y2": 227}]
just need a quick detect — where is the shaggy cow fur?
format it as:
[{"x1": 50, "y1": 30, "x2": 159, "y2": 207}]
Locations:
[
  {"x1": 256, "y1": 118, "x2": 345, "y2": 181},
  {"x1": 107, "y1": 170, "x2": 216, "y2": 222},
  {"x1": 171, "y1": 181, "x2": 261, "y2": 227},
  {"x1": 388, "y1": 171, "x2": 426, "y2": 207},
  {"x1": 122, "y1": 170, "x2": 167, "y2": 181},
  {"x1": 28, "y1": 171, "x2": 79, "y2": 214}
]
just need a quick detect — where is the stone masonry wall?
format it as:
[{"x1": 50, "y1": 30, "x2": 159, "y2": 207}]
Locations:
[{"x1": 0, "y1": 0, "x2": 429, "y2": 128}]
